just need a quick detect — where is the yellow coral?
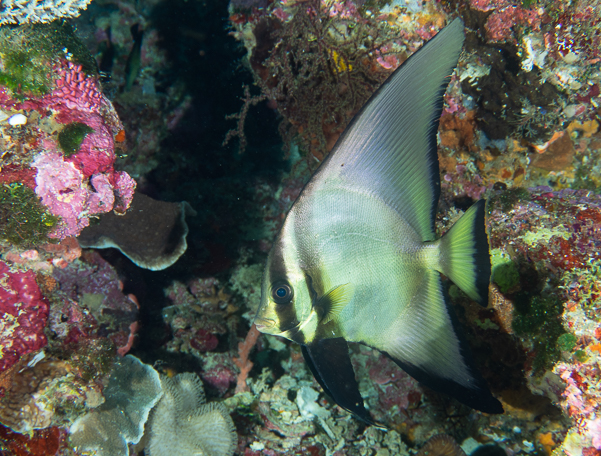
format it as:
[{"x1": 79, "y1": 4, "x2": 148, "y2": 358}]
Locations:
[
  {"x1": 328, "y1": 49, "x2": 352, "y2": 74},
  {"x1": 567, "y1": 119, "x2": 599, "y2": 138}
]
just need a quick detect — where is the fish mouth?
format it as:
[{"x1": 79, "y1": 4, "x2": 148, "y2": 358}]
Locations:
[{"x1": 254, "y1": 318, "x2": 276, "y2": 331}]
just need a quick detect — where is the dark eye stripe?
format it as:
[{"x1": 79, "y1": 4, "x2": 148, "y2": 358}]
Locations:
[
  {"x1": 275, "y1": 299, "x2": 299, "y2": 332},
  {"x1": 270, "y1": 281, "x2": 298, "y2": 332}
]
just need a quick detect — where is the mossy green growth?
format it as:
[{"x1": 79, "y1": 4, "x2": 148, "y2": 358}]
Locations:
[
  {"x1": 488, "y1": 187, "x2": 530, "y2": 213},
  {"x1": 0, "y1": 21, "x2": 98, "y2": 98},
  {"x1": 512, "y1": 293, "x2": 565, "y2": 373},
  {"x1": 0, "y1": 183, "x2": 58, "y2": 246},
  {"x1": 557, "y1": 333, "x2": 577, "y2": 352},
  {"x1": 58, "y1": 122, "x2": 94, "y2": 156},
  {"x1": 574, "y1": 350, "x2": 587, "y2": 362},
  {"x1": 491, "y1": 248, "x2": 520, "y2": 293},
  {"x1": 572, "y1": 163, "x2": 599, "y2": 191},
  {"x1": 0, "y1": 48, "x2": 51, "y2": 96}
]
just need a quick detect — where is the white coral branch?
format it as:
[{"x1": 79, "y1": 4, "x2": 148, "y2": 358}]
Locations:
[{"x1": 0, "y1": 0, "x2": 93, "y2": 25}]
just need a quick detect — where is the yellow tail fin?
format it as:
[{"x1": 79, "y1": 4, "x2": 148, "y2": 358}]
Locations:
[{"x1": 438, "y1": 200, "x2": 491, "y2": 306}]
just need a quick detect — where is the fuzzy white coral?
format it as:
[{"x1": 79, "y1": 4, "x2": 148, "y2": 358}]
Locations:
[
  {"x1": 0, "y1": 0, "x2": 92, "y2": 25},
  {"x1": 146, "y1": 373, "x2": 237, "y2": 456}
]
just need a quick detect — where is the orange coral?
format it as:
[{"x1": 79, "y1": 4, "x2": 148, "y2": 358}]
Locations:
[
  {"x1": 233, "y1": 324, "x2": 260, "y2": 394},
  {"x1": 538, "y1": 432, "x2": 555, "y2": 455},
  {"x1": 439, "y1": 111, "x2": 477, "y2": 151}
]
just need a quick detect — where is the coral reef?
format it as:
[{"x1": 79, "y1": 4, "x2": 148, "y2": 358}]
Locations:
[
  {"x1": 0, "y1": 0, "x2": 599, "y2": 454},
  {"x1": 0, "y1": 261, "x2": 49, "y2": 373},
  {"x1": 51, "y1": 250, "x2": 139, "y2": 354},
  {"x1": 227, "y1": 0, "x2": 448, "y2": 159},
  {"x1": 0, "y1": 23, "x2": 136, "y2": 241},
  {"x1": 0, "y1": 357, "x2": 69, "y2": 433}
]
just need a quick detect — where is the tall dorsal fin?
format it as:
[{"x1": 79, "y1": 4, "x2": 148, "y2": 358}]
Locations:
[{"x1": 312, "y1": 18, "x2": 465, "y2": 242}]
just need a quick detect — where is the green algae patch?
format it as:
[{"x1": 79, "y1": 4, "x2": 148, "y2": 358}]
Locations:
[
  {"x1": 59, "y1": 122, "x2": 94, "y2": 156},
  {"x1": 520, "y1": 226, "x2": 570, "y2": 246},
  {"x1": 0, "y1": 48, "x2": 48, "y2": 95},
  {"x1": 557, "y1": 333, "x2": 577, "y2": 352},
  {"x1": 0, "y1": 21, "x2": 98, "y2": 99},
  {"x1": 0, "y1": 183, "x2": 58, "y2": 246},
  {"x1": 488, "y1": 187, "x2": 530, "y2": 213},
  {"x1": 512, "y1": 293, "x2": 565, "y2": 373},
  {"x1": 491, "y1": 248, "x2": 520, "y2": 293}
]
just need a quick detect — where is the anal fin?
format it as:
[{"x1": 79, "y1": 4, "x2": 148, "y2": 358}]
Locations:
[
  {"x1": 301, "y1": 338, "x2": 382, "y2": 427},
  {"x1": 378, "y1": 270, "x2": 503, "y2": 414}
]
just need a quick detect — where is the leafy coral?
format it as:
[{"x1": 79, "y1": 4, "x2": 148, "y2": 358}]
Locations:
[
  {"x1": 69, "y1": 355, "x2": 163, "y2": 456},
  {"x1": 0, "y1": 183, "x2": 58, "y2": 246},
  {"x1": 146, "y1": 373, "x2": 236, "y2": 456}
]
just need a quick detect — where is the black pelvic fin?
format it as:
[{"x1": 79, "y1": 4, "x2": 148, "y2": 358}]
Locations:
[{"x1": 301, "y1": 338, "x2": 382, "y2": 427}]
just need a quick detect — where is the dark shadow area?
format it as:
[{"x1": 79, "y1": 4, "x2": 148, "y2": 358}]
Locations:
[{"x1": 93, "y1": 0, "x2": 290, "y2": 359}]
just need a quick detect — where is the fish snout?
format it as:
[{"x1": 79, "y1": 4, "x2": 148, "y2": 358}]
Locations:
[{"x1": 254, "y1": 318, "x2": 276, "y2": 332}]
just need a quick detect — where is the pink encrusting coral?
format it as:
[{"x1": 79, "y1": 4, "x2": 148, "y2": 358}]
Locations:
[
  {"x1": 0, "y1": 59, "x2": 138, "y2": 240},
  {"x1": 43, "y1": 61, "x2": 106, "y2": 114},
  {"x1": 0, "y1": 261, "x2": 49, "y2": 374},
  {"x1": 32, "y1": 151, "x2": 133, "y2": 239},
  {"x1": 468, "y1": 0, "x2": 542, "y2": 43}
]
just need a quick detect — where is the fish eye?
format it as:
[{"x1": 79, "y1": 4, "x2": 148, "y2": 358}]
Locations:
[{"x1": 271, "y1": 282, "x2": 293, "y2": 304}]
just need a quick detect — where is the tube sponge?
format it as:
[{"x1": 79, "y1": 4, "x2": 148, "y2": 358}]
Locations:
[{"x1": 146, "y1": 373, "x2": 237, "y2": 456}]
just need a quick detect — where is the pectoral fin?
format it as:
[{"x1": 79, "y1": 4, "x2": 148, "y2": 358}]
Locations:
[
  {"x1": 316, "y1": 283, "x2": 354, "y2": 324},
  {"x1": 301, "y1": 338, "x2": 381, "y2": 427}
]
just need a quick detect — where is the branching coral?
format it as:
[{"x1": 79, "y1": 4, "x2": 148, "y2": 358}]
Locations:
[
  {"x1": 227, "y1": 0, "x2": 399, "y2": 159},
  {"x1": 0, "y1": 0, "x2": 93, "y2": 25},
  {"x1": 146, "y1": 373, "x2": 236, "y2": 456}
]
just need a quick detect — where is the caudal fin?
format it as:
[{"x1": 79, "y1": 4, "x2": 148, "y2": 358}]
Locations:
[{"x1": 439, "y1": 200, "x2": 491, "y2": 306}]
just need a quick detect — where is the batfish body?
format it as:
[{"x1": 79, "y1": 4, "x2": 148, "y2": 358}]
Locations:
[{"x1": 254, "y1": 18, "x2": 503, "y2": 424}]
